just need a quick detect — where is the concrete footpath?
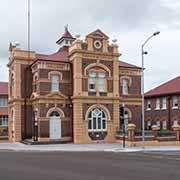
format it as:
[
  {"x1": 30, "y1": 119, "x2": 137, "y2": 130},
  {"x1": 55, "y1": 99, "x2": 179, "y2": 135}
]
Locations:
[{"x1": 0, "y1": 142, "x2": 180, "y2": 152}]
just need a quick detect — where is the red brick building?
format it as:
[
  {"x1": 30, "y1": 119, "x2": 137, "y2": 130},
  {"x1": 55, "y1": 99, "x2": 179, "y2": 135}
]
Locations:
[
  {"x1": 8, "y1": 28, "x2": 142, "y2": 143},
  {"x1": 145, "y1": 76, "x2": 180, "y2": 130},
  {"x1": 0, "y1": 82, "x2": 8, "y2": 138}
]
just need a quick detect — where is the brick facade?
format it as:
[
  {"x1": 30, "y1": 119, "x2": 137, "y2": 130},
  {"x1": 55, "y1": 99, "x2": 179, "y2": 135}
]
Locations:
[{"x1": 7, "y1": 29, "x2": 142, "y2": 143}]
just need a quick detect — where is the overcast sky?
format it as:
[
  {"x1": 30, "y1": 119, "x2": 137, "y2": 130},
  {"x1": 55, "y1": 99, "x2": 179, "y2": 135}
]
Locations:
[{"x1": 0, "y1": 0, "x2": 180, "y2": 91}]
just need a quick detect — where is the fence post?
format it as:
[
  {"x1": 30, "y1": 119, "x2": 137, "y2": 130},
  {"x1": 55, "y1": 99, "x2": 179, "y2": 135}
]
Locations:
[
  {"x1": 172, "y1": 125, "x2": 180, "y2": 141},
  {"x1": 152, "y1": 125, "x2": 158, "y2": 139},
  {"x1": 127, "y1": 123, "x2": 136, "y2": 142}
]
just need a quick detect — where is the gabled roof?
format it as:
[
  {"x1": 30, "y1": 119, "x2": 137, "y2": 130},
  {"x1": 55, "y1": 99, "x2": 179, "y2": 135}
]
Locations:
[
  {"x1": 36, "y1": 46, "x2": 69, "y2": 62},
  {"x1": 145, "y1": 76, "x2": 180, "y2": 97},
  {"x1": 0, "y1": 82, "x2": 8, "y2": 95},
  {"x1": 119, "y1": 61, "x2": 141, "y2": 69},
  {"x1": 86, "y1": 29, "x2": 109, "y2": 39}
]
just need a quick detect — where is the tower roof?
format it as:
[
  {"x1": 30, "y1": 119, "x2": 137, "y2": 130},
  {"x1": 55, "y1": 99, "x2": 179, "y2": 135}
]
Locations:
[{"x1": 56, "y1": 26, "x2": 75, "y2": 45}]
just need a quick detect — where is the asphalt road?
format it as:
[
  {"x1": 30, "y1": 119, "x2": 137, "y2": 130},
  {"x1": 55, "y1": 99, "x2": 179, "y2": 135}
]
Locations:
[{"x1": 0, "y1": 151, "x2": 180, "y2": 180}]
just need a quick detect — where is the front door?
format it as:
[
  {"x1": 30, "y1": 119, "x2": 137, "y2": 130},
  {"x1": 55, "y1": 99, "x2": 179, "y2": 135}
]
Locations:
[{"x1": 50, "y1": 116, "x2": 61, "y2": 140}]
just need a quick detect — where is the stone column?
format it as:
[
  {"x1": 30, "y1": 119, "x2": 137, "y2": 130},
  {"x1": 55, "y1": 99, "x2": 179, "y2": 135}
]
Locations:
[
  {"x1": 172, "y1": 125, "x2": 180, "y2": 141},
  {"x1": 127, "y1": 123, "x2": 136, "y2": 142},
  {"x1": 152, "y1": 125, "x2": 158, "y2": 139}
]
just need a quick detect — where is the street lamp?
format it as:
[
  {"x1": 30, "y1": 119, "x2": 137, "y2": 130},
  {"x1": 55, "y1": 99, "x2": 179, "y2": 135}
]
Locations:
[{"x1": 141, "y1": 31, "x2": 160, "y2": 149}]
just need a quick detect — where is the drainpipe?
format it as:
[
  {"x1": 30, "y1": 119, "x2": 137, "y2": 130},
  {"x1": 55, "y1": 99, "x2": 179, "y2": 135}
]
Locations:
[
  {"x1": 70, "y1": 63, "x2": 74, "y2": 142},
  {"x1": 168, "y1": 96, "x2": 171, "y2": 130}
]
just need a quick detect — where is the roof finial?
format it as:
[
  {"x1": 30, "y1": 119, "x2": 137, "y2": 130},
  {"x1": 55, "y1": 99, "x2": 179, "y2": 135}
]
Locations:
[{"x1": 65, "y1": 24, "x2": 68, "y2": 32}]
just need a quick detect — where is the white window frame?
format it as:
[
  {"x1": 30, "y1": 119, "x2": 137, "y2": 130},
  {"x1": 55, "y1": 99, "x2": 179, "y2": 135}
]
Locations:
[
  {"x1": 162, "y1": 120, "x2": 167, "y2": 130},
  {"x1": 0, "y1": 97, "x2": 8, "y2": 107},
  {"x1": 89, "y1": 71, "x2": 96, "y2": 92},
  {"x1": 88, "y1": 108, "x2": 107, "y2": 131},
  {"x1": 122, "y1": 79, "x2": 129, "y2": 95},
  {"x1": 173, "y1": 120, "x2": 178, "y2": 126},
  {"x1": 146, "y1": 100, "x2": 151, "y2": 110},
  {"x1": 172, "y1": 96, "x2": 178, "y2": 109},
  {"x1": 155, "y1": 98, "x2": 160, "y2": 110},
  {"x1": 0, "y1": 116, "x2": 8, "y2": 127},
  {"x1": 147, "y1": 120, "x2": 152, "y2": 130},
  {"x1": 156, "y1": 120, "x2": 161, "y2": 130},
  {"x1": 98, "y1": 72, "x2": 106, "y2": 92},
  {"x1": 162, "y1": 97, "x2": 167, "y2": 109},
  {"x1": 51, "y1": 74, "x2": 60, "y2": 92}
]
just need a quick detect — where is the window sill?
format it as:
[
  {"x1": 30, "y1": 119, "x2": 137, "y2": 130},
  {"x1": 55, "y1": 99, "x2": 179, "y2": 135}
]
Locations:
[
  {"x1": 155, "y1": 108, "x2": 160, "y2": 111},
  {"x1": 88, "y1": 130, "x2": 107, "y2": 132},
  {"x1": 172, "y1": 107, "x2": 178, "y2": 109},
  {"x1": 146, "y1": 108, "x2": 151, "y2": 111}
]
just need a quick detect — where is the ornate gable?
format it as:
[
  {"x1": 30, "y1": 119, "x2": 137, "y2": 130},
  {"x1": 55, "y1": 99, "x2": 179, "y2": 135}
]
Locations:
[
  {"x1": 86, "y1": 29, "x2": 109, "y2": 40},
  {"x1": 45, "y1": 91, "x2": 68, "y2": 99}
]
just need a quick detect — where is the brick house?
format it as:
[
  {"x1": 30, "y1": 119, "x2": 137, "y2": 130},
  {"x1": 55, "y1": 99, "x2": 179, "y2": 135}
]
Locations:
[
  {"x1": 0, "y1": 82, "x2": 8, "y2": 138},
  {"x1": 145, "y1": 76, "x2": 180, "y2": 130},
  {"x1": 8, "y1": 28, "x2": 142, "y2": 143}
]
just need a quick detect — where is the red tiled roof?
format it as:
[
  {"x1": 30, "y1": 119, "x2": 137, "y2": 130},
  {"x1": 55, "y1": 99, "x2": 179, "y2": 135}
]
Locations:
[
  {"x1": 145, "y1": 76, "x2": 180, "y2": 97},
  {"x1": 56, "y1": 29, "x2": 75, "y2": 44},
  {"x1": 0, "y1": 82, "x2": 8, "y2": 95},
  {"x1": 36, "y1": 46, "x2": 69, "y2": 62},
  {"x1": 36, "y1": 46, "x2": 141, "y2": 70},
  {"x1": 119, "y1": 61, "x2": 141, "y2": 69}
]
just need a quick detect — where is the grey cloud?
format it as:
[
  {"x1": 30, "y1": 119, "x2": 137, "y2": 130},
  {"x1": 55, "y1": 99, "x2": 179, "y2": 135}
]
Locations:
[{"x1": 0, "y1": 0, "x2": 179, "y2": 89}]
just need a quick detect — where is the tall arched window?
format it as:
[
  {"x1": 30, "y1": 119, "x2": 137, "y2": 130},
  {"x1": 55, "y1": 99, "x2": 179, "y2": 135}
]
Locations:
[{"x1": 88, "y1": 108, "x2": 106, "y2": 131}]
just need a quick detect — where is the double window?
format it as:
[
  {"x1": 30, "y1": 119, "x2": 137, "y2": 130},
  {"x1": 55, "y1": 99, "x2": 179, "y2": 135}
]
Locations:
[
  {"x1": 0, "y1": 116, "x2": 8, "y2": 127},
  {"x1": 0, "y1": 97, "x2": 8, "y2": 107},
  {"x1": 89, "y1": 71, "x2": 106, "y2": 93},
  {"x1": 51, "y1": 74, "x2": 60, "y2": 92},
  {"x1": 88, "y1": 108, "x2": 106, "y2": 131}
]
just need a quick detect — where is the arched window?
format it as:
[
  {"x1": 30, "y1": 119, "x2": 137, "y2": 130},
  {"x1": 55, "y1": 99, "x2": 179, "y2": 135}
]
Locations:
[
  {"x1": 122, "y1": 79, "x2": 129, "y2": 95},
  {"x1": 88, "y1": 70, "x2": 106, "y2": 93},
  {"x1": 88, "y1": 108, "x2": 107, "y2": 131},
  {"x1": 51, "y1": 74, "x2": 60, "y2": 92},
  {"x1": 50, "y1": 111, "x2": 60, "y2": 117}
]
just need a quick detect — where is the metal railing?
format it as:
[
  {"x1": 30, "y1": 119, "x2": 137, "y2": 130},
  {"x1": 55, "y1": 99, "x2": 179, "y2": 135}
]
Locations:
[{"x1": 157, "y1": 130, "x2": 176, "y2": 137}]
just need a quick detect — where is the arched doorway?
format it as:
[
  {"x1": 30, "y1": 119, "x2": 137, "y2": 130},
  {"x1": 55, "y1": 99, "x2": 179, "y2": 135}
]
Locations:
[{"x1": 49, "y1": 111, "x2": 61, "y2": 140}]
